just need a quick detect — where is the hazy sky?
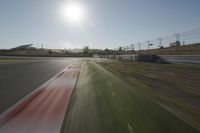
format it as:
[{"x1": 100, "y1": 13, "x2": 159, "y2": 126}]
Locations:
[{"x1": 0, "y1": 0, "x2": 200, "y2": 49}]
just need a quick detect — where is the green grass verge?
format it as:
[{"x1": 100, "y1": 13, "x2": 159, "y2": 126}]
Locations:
[
  {"x1": 0, "y1": 58, "x2": 34, "y2": 63},
  {"x1": 98, "y1": 60, "x2": 200, "y2": 130},
  {"x1": 61, "y1": 60, "x2": 199, "y2": 133}
]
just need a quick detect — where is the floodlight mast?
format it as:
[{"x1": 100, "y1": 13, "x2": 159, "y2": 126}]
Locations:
[
  {"x1": 158, "y1": 37, "x2": 162, "y2": 48},
  {"x1": 174, "y1": 33, "x2": 180, "y2": 41},
  {"x1": 147, "y1": 40, "x2": 153, "y2": 55},
  {"x1": 157, "y1": 37, "x2": 163, "y2": 55},
  {"x1": 138, "y1": 43, "x2": 141, "y2": 55},
  {"x1": 147, "y1": 40, "x2": 150, "y2": 54}
]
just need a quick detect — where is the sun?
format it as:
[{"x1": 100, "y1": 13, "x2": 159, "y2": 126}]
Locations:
[{"x1": 60, "y1": 2, "x2": 85, "y2": 23}]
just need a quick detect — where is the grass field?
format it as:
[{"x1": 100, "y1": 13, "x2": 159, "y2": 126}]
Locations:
[
  {"x1": 61, "y1": 60, "x2": 200, "y2": 133},
  {"x1": 0, "y1": 57, "x2": 34, "y2": 63}
]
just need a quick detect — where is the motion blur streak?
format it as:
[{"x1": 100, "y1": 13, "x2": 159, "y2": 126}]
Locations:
[{"x1": 0, "y1": 63, "x2": 81, "y2": 133}]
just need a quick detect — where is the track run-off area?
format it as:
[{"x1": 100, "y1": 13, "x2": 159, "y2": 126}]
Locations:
[{"x1": 0, "y1": 57, "x2": 199, "y2": 133}]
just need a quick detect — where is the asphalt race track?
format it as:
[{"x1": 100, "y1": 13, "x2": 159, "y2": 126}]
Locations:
[{"x1": 0, "y1": 57, "x2": 82, "y2": 113}]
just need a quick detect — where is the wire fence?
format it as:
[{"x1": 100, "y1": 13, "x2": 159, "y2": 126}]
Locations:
[{"x1": 122, "y1": 27, "x2": 200, "y2": 51}]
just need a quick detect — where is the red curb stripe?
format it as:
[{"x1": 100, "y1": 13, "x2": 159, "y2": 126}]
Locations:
[
  {"x1": 0, "y1": 87, "x2": 45, "y2": 126},
  {"x1": 0, "y1": 64, "x2": 80, "y2": 133}
]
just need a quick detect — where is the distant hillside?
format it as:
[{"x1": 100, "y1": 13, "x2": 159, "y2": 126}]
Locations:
[{"x1": 138, "y1": 43, "x2": 200, "y2": 55}]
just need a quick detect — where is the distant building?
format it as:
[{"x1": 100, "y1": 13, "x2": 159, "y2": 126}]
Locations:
[
  {"x1": 169, "y1": 41, "x2": 181, "y2": 47},
  {"x1": 67, "y1": 48, "x2": 83, "y2": 53},
  {"x1": 10, "y1": 44, "x2": 36, "y2": 50}
]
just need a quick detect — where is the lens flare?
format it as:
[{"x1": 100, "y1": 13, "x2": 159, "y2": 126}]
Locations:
[{"x1": 60, "y1": 2, "x2": 85, "y2": 23}]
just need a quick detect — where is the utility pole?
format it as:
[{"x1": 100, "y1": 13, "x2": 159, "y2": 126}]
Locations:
[
  {"x1": 130, "y1": 44, "x2": 134, "y2": 54},
  {"x1": 147, "y1": 41, "x2": 153, "y2": 55},
  {"x1": 147, "y1": 40, "x2": 150, "y2": 55},
  {"x1": 158, "y1": 37, "x2": 162, "y2": 55},
  {"x1": 138, "y1": 43, "x2": 141, "y2": 55},
  {"x1": 158, "y1": 37, "x2": 162, "y2": 48},
  {"x1": 174, "y1": 33, "x2": 180, "y2": 42}
]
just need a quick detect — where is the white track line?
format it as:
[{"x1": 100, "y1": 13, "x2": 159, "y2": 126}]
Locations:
[{"x1": 0, "y1": 63, "x2": 81, "y2": 133}]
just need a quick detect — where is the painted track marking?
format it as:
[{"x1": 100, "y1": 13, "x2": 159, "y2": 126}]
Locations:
[{"x1": 0, "y1": 63, "x2": 81, "y2": 133}]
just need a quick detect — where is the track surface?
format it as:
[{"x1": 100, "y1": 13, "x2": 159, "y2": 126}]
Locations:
[
  {"x1": 0, "y1": 58, "x2": 81, "y2": 133},
  {"x1": 0, "y1": 57, "x2": 81, "y2": 113}
]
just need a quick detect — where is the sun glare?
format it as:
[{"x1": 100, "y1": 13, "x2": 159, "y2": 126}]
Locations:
[{"x1": 60, "y1": 2, "x2": 85, "y2": 23}]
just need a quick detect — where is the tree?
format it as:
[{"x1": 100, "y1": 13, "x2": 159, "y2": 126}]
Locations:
[
  {"x1": 83, "y1": 46, "x2": 89, "y2": 54},
  {"x1": 48, "y1": 49, "x2": 53, "y2": 55},
  {"x1": 118, "y1": 47, "x2": 122, "y2": 54}
]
